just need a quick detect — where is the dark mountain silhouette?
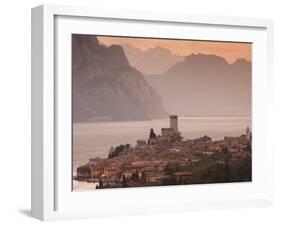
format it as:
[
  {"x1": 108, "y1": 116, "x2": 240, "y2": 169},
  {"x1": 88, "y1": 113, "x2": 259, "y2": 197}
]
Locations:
[
  {"x1": 146, "y1": 53, "x2": 251, "y2": 116},
  {"x1": 122, "y1": 44, "x2": 184, "y2": 75},
  {"x1": 72, "y1": 35, "x2": 167, "y2": 122}
]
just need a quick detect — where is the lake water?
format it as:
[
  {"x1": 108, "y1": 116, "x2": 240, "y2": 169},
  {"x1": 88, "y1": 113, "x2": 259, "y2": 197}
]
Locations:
[{"x1": 73, "y1": 117, "x2": 251, "y2": 172}]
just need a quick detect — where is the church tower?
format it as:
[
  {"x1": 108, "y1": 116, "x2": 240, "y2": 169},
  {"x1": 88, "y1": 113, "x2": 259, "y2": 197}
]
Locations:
[{"x1": 246, "y1": 126, "x2": 251, "y2": 141}]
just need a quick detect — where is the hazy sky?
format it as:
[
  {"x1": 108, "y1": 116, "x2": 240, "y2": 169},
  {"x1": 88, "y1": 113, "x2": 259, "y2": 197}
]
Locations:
[{"x1": 98, "y1": 36, "x2": 251, "y2": 64}]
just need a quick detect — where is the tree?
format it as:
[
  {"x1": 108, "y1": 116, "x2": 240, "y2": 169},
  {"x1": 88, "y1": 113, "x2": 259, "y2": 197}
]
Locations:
[
  {"x1": 130, "y1": 170, "x2": 140, "y2": 182},
  {"x1": 131, "y1": 172, "x2": 135, "y2": 181},
  {"x1": 221, "y1": 147, "x2": 231, "y2": 182},
  {"x1": 245, "y1": 143, "x2": 252, "y2": 153},
  {"x1": 164, "y1": 162, "x2": 181, "y2": 175},
  {"x1": 98, "y1": 179, "x2": 103, "y2": 189},
  {"x1": 108, "y1": 146, "x2": 114, "y2": 158},
  {"x1": 149, "y1": 128, "x2": 157, "y2": 139},
  {"x1": 233, "y1": 156, "x2": 252, "y2": 181},
  {"x1": 224, "y1": 159, "x2": 231, "y2": 182},
  {"x1": 108, "y1": 144, "x2": 128, "y2": 159},
  {"x1": 221, "y1": 147, "x2": 230, "y2": 155},
  {"x1": 161, "y1": 176, "x2": 177, "y2": 185},
  {"x1": 141, "y1": 172, "x2": 146, "y2": 183},
  {"x1": 135, "y1": 169, "x2": 139, "y2": 182},
  {"x1": 122, "y1": 175, "x2": 128, "y2": 187}
]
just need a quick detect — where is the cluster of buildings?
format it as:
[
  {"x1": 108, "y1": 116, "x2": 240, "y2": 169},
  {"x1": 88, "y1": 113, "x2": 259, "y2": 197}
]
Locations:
[{"x1": 76, "y1": 115, "x2": 252, "y2": 188}]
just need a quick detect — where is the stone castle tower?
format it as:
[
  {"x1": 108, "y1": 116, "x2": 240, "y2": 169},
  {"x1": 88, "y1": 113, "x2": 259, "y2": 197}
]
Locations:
[{"x1": 170, "y1": 115, "x2": 178, "y2": 132}]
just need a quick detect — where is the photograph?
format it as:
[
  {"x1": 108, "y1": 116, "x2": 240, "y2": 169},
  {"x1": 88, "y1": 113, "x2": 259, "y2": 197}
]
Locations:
[{"x1": 72, "y1": 34, "x2": 252, "y2": 190}]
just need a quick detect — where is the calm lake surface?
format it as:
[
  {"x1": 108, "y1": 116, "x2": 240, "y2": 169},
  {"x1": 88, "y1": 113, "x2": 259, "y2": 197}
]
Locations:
[{"x1": 73, "y1": 117, "x2": 251, "y2": 172}]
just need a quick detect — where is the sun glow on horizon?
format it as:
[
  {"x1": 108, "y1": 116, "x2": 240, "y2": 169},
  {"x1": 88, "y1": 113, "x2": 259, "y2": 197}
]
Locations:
[{"x1": 98, "y1": 36, "x2": 252, "y2": 64}]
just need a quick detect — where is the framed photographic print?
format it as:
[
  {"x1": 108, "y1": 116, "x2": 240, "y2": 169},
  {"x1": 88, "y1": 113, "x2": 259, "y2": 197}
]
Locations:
[{"x1": 31, "y1": 4, "x2": 274, "y2": 221}]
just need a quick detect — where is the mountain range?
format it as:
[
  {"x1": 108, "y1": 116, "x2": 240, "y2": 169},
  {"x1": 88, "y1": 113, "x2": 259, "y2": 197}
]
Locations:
[
  {"x1": 122, "y1": 44, "x2": 184, "y2": 75},
  {"x1": 72, "y1": 35, "x2": 167, "y2": 122},
  {"x1": 146, "y1": 53, "x2": 251, "y2": 116},
  {"x1": 73, "y1": 35, "x2": 251, "y2": 120}
]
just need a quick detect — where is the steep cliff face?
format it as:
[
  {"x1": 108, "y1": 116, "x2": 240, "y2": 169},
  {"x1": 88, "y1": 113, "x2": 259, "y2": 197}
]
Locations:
[
  {"x1": 146, "y1": 54, "x2": 251, "y2": 116},
  {"x1": 72, "y1": 35, "x2": 167, "y2": 122}
]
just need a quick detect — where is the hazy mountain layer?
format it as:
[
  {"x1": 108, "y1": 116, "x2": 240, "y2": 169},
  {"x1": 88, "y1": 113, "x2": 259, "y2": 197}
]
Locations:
[
  {"x1": 72, "y1": 35, "x2": 167, "y2": 122},
  {"x1": 122, "y1": 44, "x2": 184, "y2": 75},
  {"x1": 146, "y1": 53, "x2": 251, "y2": 116}
]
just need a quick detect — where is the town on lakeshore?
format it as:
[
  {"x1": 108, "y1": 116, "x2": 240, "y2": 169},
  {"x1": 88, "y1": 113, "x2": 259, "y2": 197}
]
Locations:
[{"x1": 74, "y1": 115, "x2": 252, "y2": 189}]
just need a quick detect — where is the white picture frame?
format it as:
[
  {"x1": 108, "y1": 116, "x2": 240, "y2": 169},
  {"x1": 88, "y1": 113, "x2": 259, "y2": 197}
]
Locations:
[{"x1": 31, "y1": 4, "x2": 274, "y2": 221}]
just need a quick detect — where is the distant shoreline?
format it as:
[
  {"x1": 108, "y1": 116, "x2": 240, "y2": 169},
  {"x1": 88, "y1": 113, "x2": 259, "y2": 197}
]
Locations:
[{"x1": 73, "y1": 115, "x2": 251, "y2": 124}]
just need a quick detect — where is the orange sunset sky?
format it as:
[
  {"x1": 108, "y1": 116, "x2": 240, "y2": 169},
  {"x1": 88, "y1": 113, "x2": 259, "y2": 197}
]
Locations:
[{"x1": 98, "y1": 36, "x2": 252, "y2": 64}]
